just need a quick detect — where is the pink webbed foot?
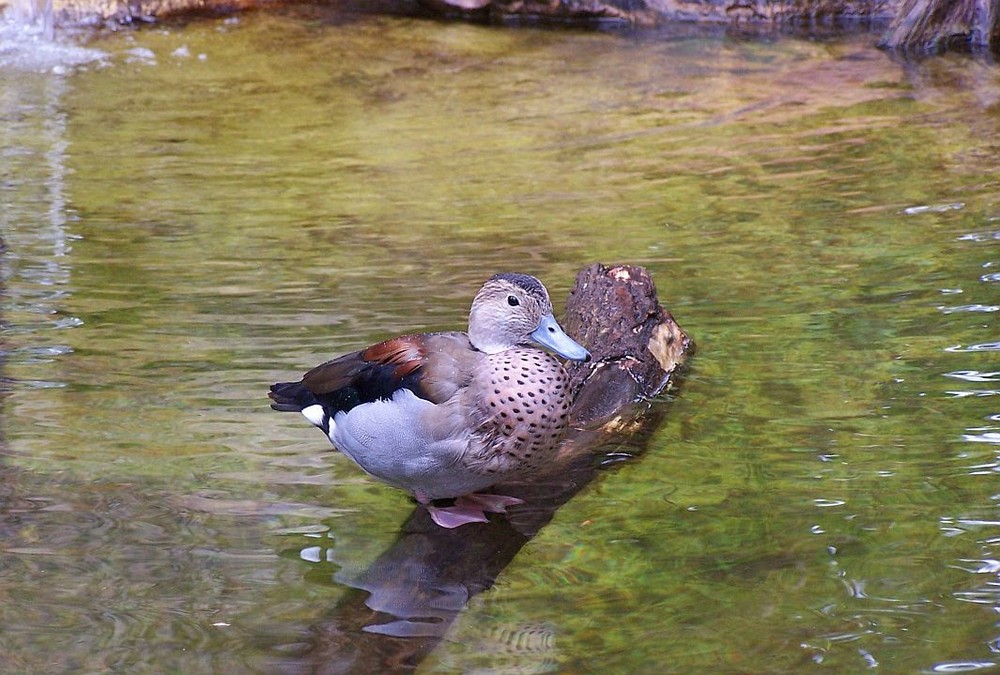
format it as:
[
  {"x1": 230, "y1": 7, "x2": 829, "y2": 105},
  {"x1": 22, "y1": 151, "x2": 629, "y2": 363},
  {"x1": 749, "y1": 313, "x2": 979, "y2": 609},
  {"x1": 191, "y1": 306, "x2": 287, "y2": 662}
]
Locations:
[
  {"x1": 427, "y1": 504, "x2": 490, "y2": 528},
  {"x1": 420, "y1": 493, "x2": 526, "y2": 529},
  {"x1": 456, "y1": 493, "x2": 524, "y2": 513}
]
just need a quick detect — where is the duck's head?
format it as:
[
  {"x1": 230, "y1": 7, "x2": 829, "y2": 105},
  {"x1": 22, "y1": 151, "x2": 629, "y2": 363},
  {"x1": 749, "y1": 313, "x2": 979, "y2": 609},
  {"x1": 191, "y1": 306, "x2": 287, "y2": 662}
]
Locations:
[{"x1": 468, "y1": 273, "x2": 591, "y2": 362}]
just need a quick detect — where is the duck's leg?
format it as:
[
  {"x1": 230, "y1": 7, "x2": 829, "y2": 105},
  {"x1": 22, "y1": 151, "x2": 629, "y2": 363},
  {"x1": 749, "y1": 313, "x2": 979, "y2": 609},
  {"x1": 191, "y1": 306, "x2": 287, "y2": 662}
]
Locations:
[{"x1": 416, "y1": 491, "x2": 524, "y2": 529}]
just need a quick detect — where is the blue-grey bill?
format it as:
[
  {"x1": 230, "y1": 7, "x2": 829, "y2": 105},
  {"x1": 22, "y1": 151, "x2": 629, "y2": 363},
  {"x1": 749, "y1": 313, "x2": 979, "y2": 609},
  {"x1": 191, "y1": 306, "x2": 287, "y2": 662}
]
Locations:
[{"x1": 530, "y1": 314, "x2": 591, "y2": 362}]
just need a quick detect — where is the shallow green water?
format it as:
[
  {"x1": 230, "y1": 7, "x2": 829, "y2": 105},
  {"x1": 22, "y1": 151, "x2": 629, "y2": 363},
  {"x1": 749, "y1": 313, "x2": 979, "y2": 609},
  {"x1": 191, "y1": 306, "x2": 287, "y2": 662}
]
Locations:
[{"x1": 2, "y1": 8, "x2": 999, "y2": 672}]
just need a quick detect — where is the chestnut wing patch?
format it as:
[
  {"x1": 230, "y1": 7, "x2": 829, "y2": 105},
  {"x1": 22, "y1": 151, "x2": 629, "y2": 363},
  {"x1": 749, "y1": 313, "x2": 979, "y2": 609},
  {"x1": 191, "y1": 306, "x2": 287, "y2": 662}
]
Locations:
[{"x1": 299, "y1": 335, "x2": 430, "y2": 415}]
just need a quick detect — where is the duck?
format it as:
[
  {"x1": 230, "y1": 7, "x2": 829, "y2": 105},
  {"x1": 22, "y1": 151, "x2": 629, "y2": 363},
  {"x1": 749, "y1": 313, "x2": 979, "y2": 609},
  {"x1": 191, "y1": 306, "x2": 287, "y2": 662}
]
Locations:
[{"x1": 268, "y1": 272, "x2": 591, "y2": 528}]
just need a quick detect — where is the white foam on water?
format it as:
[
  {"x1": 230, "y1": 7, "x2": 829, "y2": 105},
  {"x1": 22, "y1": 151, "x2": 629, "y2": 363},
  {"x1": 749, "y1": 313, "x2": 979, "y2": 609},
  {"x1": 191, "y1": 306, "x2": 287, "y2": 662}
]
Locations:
[{"x1": 0, "y1": 0, "x2": 107, "y2": 73}]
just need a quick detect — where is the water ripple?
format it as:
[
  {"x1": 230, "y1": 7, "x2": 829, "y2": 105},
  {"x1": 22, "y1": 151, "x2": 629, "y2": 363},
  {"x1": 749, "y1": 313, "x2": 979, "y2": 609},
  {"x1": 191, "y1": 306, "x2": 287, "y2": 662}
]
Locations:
[
  {"x1": 938, "y1": 305, "x2": 1000, "y2": 314},
  {"x1": 961, "y1": 432, "x2": 1000, "y2": 444},
  {"x1": 945, "y1": 371, "x2": 1000, "y2": 382},
  {"x1": 931, "y1": 662, "x2": 997, "y2": 673},
  {"x1": 951, "y1": 590, "x2": 1000, "y2": 605},
  {"x1": 958, "y1": 230, "x2": 1000, "y2": 242},
  {"x1": 813, "y1": 498, "x2": 846, "y2": 507},
  {"x1": 950, "y1": 559, "x2": 1000, "y2": 574},
  {"x1": 904, "y1": 202, "x2": 964, "y2": 215},
  {"x1": 942, "y1": 516, "x2": 1000, "y2": 542},
  {"x1": 171, "y1": 493, "x2": 351, "y2": 519},
  {"x1": 945, "y1": 343, "x2": 1000, "y2": 353}
]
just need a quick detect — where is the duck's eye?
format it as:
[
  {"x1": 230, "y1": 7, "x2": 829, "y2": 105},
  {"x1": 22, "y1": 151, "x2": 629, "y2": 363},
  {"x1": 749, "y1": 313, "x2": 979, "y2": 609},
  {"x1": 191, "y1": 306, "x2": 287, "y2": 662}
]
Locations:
[{"x1": 507, "y1": 295, "x2": 520, "y2": 307}]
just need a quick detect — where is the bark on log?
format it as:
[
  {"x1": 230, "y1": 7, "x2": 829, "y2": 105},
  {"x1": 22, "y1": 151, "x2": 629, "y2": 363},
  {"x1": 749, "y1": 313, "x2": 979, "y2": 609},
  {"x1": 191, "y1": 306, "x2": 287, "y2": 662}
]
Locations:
[
  {"x1": 564, "y1": 263, "x2": 689, "y2": 425},
  {"x1": 877, "y1": 0, "x2": 1000, "y2": 50},
  {"x1": 274, "y1": 263, "x2": 692, "y2": 673}
]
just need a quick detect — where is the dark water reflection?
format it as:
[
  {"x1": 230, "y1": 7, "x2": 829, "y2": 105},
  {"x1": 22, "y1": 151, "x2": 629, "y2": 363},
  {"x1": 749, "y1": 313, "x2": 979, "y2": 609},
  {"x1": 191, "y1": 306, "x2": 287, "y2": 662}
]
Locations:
[{"x1": 2, "y1": 8, "x2": 1000, "y2": 672}]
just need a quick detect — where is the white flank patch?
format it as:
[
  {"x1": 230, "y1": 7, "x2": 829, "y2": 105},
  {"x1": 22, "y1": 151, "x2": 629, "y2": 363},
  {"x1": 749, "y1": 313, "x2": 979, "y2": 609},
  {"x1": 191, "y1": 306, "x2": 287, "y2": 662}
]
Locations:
[{"x1": 301, "y1": 405, "x2": 326, "y2": 428}]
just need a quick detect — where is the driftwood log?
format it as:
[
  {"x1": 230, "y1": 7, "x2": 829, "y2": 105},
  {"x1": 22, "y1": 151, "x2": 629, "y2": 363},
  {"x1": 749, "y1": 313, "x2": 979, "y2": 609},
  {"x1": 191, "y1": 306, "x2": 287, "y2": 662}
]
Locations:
[{"x1": 266, "y1": 264, "x2": 692, "y2": 673}]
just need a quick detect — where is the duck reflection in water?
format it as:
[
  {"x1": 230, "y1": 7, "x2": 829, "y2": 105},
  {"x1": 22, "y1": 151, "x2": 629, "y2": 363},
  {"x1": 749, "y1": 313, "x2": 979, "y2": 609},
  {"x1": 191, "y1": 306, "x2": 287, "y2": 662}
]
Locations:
[{"x1": 279, "y1": 413, "x2": 665, "y2": 673}]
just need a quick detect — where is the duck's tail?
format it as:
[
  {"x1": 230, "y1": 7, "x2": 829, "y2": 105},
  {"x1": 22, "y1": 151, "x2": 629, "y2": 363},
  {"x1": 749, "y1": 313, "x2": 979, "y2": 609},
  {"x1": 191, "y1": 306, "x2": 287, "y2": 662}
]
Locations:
[
  {"x1": 268, "y1": 381, "x2": 316, "y2": 413},
  {"x1": 270, "y1": 381, "x2": 333, "y2": 435}
]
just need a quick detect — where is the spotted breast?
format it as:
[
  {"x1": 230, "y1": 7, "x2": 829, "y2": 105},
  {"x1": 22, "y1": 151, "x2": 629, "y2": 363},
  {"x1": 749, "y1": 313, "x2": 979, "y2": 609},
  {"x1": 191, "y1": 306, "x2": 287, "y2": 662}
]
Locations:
[{"x1": 464, "y1": 349, "x2": 573, "y2": 476}]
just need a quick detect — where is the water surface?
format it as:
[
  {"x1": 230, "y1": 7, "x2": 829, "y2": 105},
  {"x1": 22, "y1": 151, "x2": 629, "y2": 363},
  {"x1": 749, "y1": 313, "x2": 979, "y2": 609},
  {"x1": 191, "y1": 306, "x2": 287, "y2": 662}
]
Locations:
[{"x1": 2, "y1": 9, "x2": 999, "y2": 672}]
